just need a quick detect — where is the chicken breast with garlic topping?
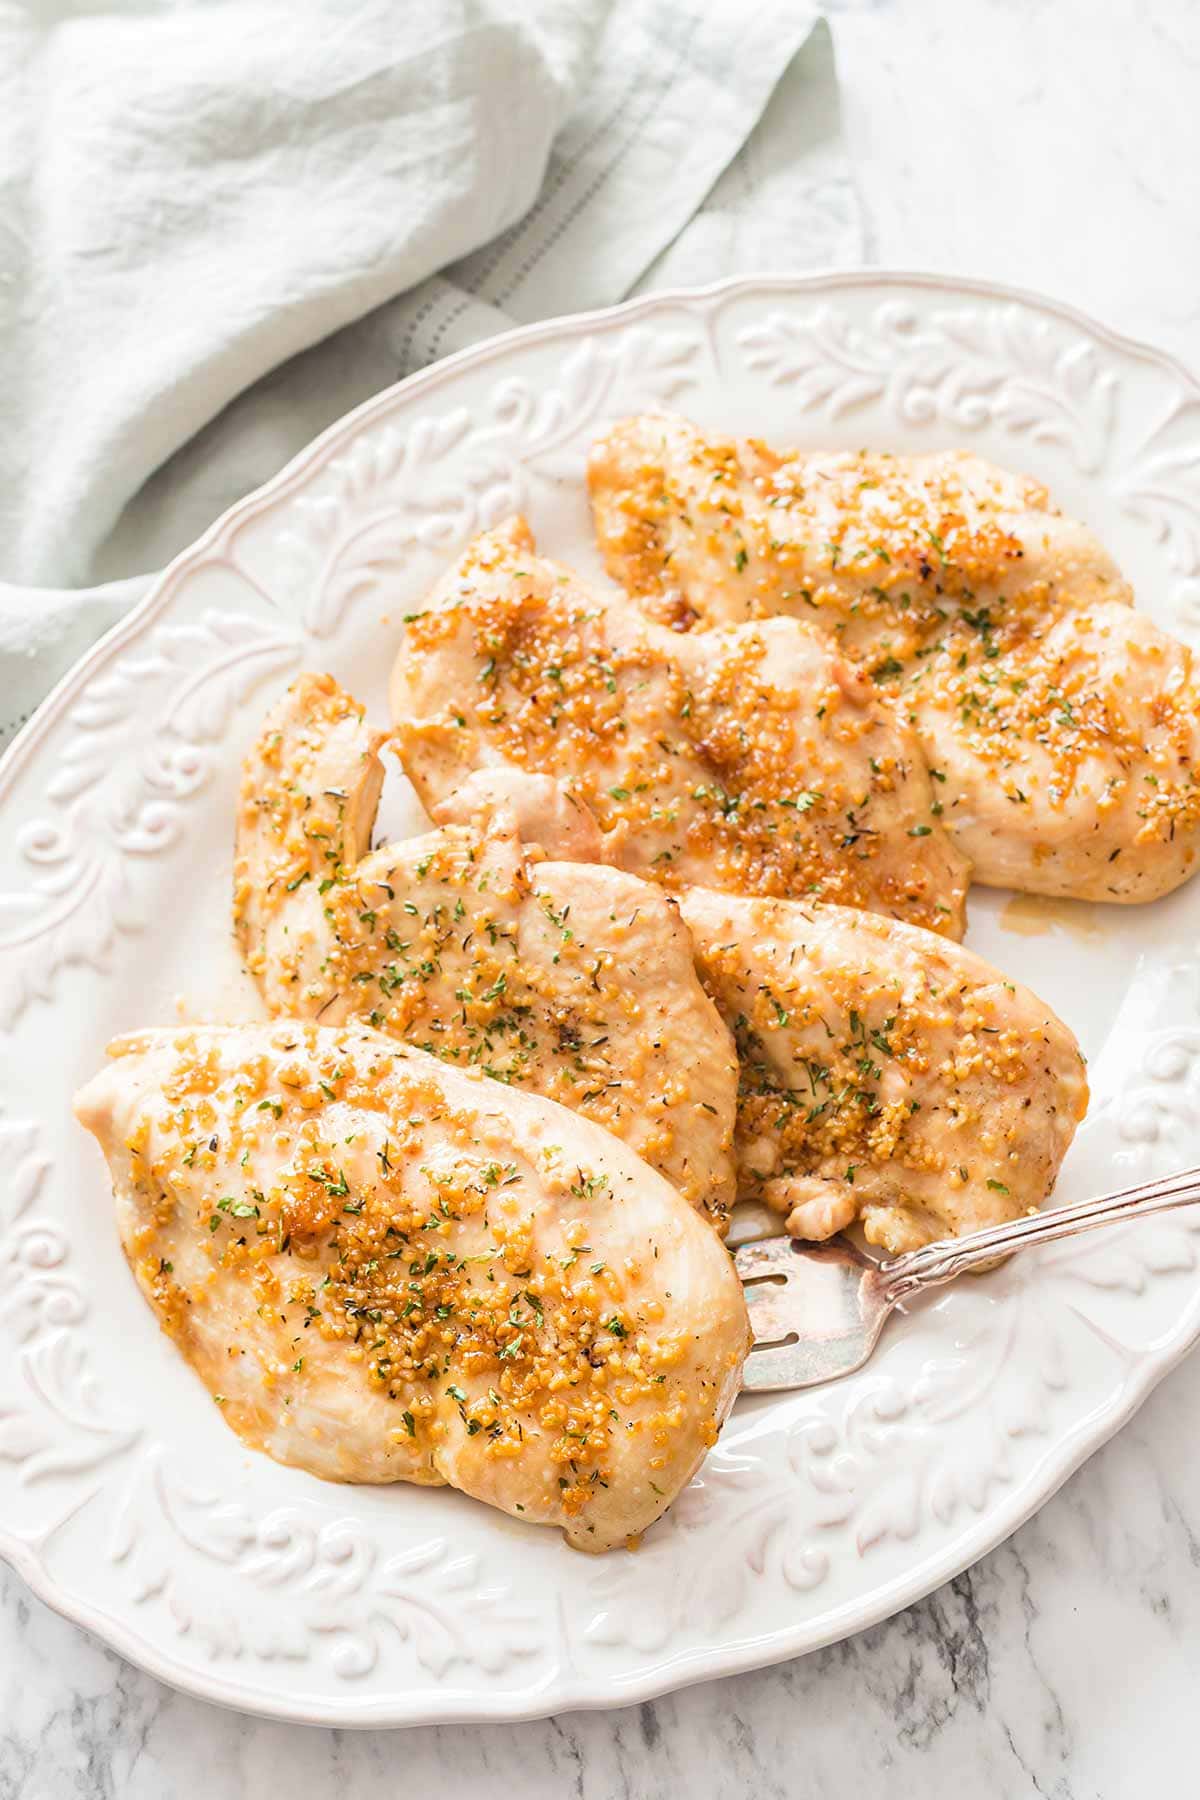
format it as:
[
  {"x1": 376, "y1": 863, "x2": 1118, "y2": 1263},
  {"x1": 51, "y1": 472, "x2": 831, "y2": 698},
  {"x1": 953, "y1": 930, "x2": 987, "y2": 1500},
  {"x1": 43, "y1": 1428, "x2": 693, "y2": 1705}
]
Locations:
[
  {"x1": 75, "y1": 1022, "x2": 750, "y2": 1552},
  {"x1": 589, "y1": 414, "x2": 1200, "y2": 904},
  {"x1": 235, "y1": 674, "x2": 738, "y2": 1228},
  {"x1": 676, "y1": 887, "x2": 1088, "y2": 1254},
  {"x1": 388, "y1": 517, "x2": 969, "y2": 938},
  {"x1": 589, "y1": 413, "x2": 1130, "y2": 647}
]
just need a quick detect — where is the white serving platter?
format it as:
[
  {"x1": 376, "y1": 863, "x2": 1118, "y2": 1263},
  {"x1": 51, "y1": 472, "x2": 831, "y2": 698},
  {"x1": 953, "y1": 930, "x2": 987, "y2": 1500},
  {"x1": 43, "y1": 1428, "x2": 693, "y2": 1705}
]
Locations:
[{"x1": 2, "y1": 272, "x2": 1200, "y2": 1726}]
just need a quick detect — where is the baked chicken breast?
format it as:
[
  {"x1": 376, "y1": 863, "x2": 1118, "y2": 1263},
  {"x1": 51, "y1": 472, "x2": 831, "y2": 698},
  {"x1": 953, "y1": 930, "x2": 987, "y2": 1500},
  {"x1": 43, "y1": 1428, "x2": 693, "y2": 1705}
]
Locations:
[
  {"x1": 676, "y1": 887, "x2": 1088, "y2": 1254},
  {"x1": 74, "y1": 1022, "x2": 750, "y2": 1551},
  {"x1": 387, "y1": 517, "x2": 968, "y2": 937},
  {"x1": 235, "y1": 674, "x2": 738, "y2": 1227},
  {"x1": 589, "y1": 413, "x2": 1200, "y2": 904},
  {"x1": 388, "y1": 767, "x2": 1088, "y2": 1256}
]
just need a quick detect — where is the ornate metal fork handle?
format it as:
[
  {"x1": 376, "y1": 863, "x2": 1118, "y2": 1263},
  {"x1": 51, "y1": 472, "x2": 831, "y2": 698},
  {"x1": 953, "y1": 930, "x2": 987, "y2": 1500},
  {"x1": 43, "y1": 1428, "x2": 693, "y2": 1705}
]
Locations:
[{"x1": 880, "y1": 1162, "x2": 1200, "y2": 1303}]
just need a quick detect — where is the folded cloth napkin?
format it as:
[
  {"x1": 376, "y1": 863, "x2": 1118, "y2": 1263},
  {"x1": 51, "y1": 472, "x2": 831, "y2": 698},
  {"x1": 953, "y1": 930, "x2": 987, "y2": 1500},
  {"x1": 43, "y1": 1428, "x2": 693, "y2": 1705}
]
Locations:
[{"x1": 0, "y1": 1, "x2": 860, "y2": 748}]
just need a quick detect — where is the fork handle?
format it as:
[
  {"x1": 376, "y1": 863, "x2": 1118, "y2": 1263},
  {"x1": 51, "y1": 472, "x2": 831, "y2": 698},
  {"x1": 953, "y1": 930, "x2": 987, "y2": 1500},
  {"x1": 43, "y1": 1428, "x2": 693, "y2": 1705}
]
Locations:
[{"x1": 878, "y1": 1163, "x2": 1200, "y2": 1302}]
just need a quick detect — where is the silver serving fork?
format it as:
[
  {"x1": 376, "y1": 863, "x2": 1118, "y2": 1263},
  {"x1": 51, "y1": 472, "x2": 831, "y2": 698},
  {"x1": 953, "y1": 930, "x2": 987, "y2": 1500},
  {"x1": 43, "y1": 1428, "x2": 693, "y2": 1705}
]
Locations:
[{"x1": 736, "y1": 1163, "x2": 1200, "y2": 1391}]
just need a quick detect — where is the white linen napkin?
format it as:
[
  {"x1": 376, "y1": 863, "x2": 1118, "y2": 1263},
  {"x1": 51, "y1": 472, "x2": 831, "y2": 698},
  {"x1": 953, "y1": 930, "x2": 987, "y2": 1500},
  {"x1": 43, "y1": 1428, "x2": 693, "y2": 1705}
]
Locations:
[{"x1": 0, "y1": 2, "x2": 860, "y2": 747}]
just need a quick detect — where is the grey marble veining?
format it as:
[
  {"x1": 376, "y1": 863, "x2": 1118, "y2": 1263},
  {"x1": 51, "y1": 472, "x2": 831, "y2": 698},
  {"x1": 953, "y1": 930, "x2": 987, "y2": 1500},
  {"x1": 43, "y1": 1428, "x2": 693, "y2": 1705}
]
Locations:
[{"x1": 3, "y1": 1, "x2": 1200, "y2": 1793}]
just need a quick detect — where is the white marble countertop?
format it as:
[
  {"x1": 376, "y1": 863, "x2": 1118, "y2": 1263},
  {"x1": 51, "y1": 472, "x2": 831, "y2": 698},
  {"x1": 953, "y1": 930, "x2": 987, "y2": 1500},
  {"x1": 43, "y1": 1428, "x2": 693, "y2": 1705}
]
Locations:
[{"x1": 4, "y1": 2, "x2": 1198, "y2": 1793}]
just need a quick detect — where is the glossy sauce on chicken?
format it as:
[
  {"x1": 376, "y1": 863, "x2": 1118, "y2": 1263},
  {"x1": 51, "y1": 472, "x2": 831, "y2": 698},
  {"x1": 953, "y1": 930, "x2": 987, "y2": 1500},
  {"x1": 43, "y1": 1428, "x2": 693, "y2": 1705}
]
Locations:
[
  {"x1": 75, "y1": 1023, "x2": 750, "y2": 1551},
  {"x1": 388, "y1": 517, "x2": 969, "y2": 937},
  {"x1": 235, "y1": 674, "x2": 738, "y2": 1226},
  {"x1": 589, "y1": 414, "x2": 1200, "y2": 903}
]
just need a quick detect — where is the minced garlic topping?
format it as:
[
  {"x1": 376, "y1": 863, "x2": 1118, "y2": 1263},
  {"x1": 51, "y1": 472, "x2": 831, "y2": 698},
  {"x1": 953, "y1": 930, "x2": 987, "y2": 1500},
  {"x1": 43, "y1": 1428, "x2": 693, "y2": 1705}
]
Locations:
[
  {"x1": 588, "y1": 417, "x2": 1200, "y2": 900},
  {"x1": 390, "y1": 520, "x2": 969, "y2": 936},
  {"x1": 678, "y1": 890, "x2": 1088, "y2": 1255},
  {"x1": 84, "y1": 1023, "x2": 748, "y2": 1545},
  {"x1": 233, "y1": 676, "x2": 739, "y2": 1222}
]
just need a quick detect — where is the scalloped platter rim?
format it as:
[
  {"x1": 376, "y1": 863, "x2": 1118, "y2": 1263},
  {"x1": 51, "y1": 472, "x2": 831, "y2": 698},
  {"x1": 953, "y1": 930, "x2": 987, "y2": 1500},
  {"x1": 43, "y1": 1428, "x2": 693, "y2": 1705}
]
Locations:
[{"x1": 3, "y1": 270, "x2": 1200, "y2": 1727}]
